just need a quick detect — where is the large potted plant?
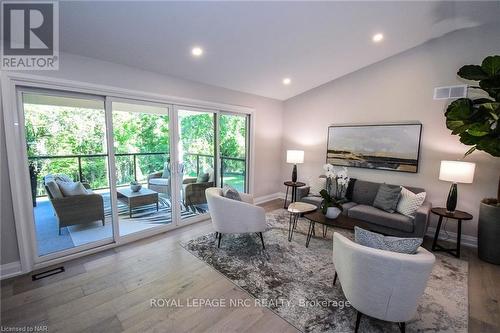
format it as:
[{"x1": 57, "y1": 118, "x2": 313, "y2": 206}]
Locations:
[{"x1": 444, "y1": 55, "x2": 500, "y2": 264}]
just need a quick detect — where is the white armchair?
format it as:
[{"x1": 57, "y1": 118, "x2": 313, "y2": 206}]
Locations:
[
  {"x1": 205, "y1": 187, "x2": 267, "y2": 249},
  {"x1": 332, "y1": 232, "x2": 435, "y2": 333}
]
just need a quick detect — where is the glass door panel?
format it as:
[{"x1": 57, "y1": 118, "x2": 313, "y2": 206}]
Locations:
[
  {"x1": 219, "y1": 113, "x2": 248, "y2": 192},
  {"x1": 177, "y1": 108, "x2": 215, "y2": 220},
  {"x1": 22, "y1": 91, "x2": 113, "y2": 257},
  {"x1": 111, "y1": 101, "x2": 171, "y2": 236}
]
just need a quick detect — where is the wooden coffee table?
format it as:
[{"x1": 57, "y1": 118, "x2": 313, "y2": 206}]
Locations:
[
  {"x1": 117, "y1": 188, "x2": 159, "y2": 218},
  {"x1": 303, "y1": 210, "x2": 370, "y2": 247}
]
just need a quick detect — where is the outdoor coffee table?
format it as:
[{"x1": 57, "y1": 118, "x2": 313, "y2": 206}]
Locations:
[
  {"x1": 287, "y1": 202, "x2": 317, "y2": 241},
  {"x1": 117, "y1": 188, "x2": 159, "y2": 218},
  {"x1": 303, "y1": 210, "x2": 371, "y2": 248}
]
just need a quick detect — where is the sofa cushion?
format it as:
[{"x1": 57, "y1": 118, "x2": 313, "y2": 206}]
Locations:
[
  {"x1": 351, "y1": 180, "x2": 380, "y2": 205},
  {"x1": 45, "y1": 180, "x2": 64, "y2": 199},
  {"x1": 57, "y1": 181, "x2": 88, "y2": 197},
  {"x1": 354, "y1": 227, "x2": 422, "y2": 254},
  {"x1": 348, "y1": 204, "x2": 414, "y2": 233},
  {"x1": 397, "y1": 187, "x2": 426, "y2": 217},
  {"x1": 149, "y1": 178, "x2": 169, "y2": 186},
  {"x1": 341, "y1": 202, "x2": 358, "y2": 216},
  {"x1": 301, "y1": 195, "x2": 322, "y2": 207},
  {"x1": 373, "y1": 184, "x2": 402, "y2": 213}
]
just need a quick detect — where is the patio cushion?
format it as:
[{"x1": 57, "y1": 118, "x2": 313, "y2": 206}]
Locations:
[
  {"x1": 149, "y1": 178, "x2": 169, "y2": 186},
  {"x1": 197, "y1": 172, "x2": 210, "y2": 183},
  {"x1": 57, "y1": 181, "x2": 89, "y2": 197},
  {"x1": 348, "y1": 204, "x2": 414, "y2": 233},
  {"x1": 161, "y1": 162, "x2": 171, "y2": 179},
  {"x1": 46, "y1": 180, "x2": 63, "y2": 199}
]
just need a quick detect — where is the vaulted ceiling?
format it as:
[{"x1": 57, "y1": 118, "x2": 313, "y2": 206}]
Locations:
[{"x1": 60, "y1": 1, "x2": 500, "y2": 100}]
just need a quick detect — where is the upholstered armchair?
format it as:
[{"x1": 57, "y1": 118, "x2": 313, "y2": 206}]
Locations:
[
  {"x1": 205, "y1": 187, "x2": 266, "y2": 249},
  {"x1": 147, "y1": 162, "x2": 171, "y2": 196},
  {"x1": 44, "y1": 175, "x2": 105, "y2": 235},
  {"x1": 332, "y1": 232, "x2": 435, "y2": 333},
  {"x1": 182, "y1": 168, "x2": 215, "y2": 206}
]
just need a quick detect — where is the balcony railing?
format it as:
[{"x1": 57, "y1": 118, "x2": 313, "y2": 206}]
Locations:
[{"x1": 28, "y1": 152, "x2": 245, "y2": 197}]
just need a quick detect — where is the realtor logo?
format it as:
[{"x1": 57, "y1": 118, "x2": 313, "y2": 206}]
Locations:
[{"x1": 1, "y1": 1, "x2": 59, "y2": 70}]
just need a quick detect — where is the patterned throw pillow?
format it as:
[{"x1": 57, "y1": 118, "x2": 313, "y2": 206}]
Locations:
[
  {"x1": 309, "y1": 177, "x2": 326, "y2": 196},
  {"x1": 222, "y1": 184, "x2": 242, "y2": 201},
  {"x1": 396, "y1": 187, "x2": 426, "y2": 217},
  {"x1": 354, "y1": 227, "x2": 423, "y2": 254}
]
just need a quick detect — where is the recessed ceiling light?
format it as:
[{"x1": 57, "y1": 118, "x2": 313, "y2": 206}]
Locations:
[
  {"x1": 282, "y1": 78, "x2": 291, "y2": 85},
  {"x1": 191, "y1": 46, "x2": 203, "y2": 57},
  {"x1": 372, "y1": 33, "x2": 384, "y2": 43}
]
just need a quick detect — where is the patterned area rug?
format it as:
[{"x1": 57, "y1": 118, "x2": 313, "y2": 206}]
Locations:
[{"x1": 182, "y1": 209, "x2": 468, "y2": 333}]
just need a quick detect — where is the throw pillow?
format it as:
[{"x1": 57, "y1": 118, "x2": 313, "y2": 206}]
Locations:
[
  {"x1": 373, "y1": 184, "x2": 402, "y2": 213},
  {"x1": 45, "y1": 180, "x2": 64, "y2": 199},
  {"x1": 345, "y1": 178, "x2": 356, "y2": 201},
  {"x1": 161, "y1": 162, "x2": 171, "y2": 179},
  {"x1": 222, "y1": 184, "x2": 242, "y2": 201},
  {"x1": 309, "y1": 177, "x2": 326, "y2": 196},
  {"x1": 197, "y1": 172, "x2": 210, "y2": 183},
  {"x1": 396, "y1": 187, "x2": 426, "y2": 217},
  {"x1": 354, "y1": 227, "x2": 423, "y2": 254},
  {"x1": 56, "y1": 181, "x2": 88, "y2": 197}
]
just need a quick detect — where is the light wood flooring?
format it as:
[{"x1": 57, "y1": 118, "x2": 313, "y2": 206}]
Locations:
[{"x1": 1, "y1": 199, "x2": 499, "y2": 332}]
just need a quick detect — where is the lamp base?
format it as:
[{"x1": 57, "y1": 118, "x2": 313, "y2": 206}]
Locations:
[
  {"x1": 446, "y1": 183, "x2": 458, "y2": 214},
  {"x1": 291, "y1": 164, "x2": 297, "y2": 183}
]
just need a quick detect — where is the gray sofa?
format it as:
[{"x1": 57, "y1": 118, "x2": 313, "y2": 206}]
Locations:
[{"x1": 298, "y1": 179, "x2": 431, "y2": 238}]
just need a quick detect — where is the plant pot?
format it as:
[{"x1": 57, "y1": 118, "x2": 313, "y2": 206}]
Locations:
[
  {"x1": 325, "y1": 207, "x2": 341, "y2": 219},
  {"x1": 130, "y1": 184, "x2": 142, "y2": 192},
  {"x1": 478, "y1": 201, "x2": 500, "y2": 265}
]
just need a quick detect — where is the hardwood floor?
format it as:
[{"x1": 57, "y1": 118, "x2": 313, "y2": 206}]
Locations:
[{"x1": 1, "y1": 199, "x2": 499, "y2": 332}]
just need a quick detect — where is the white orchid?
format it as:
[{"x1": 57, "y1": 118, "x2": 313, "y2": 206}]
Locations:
[{"x1": 322, "y1": 164, "x2": 349, "y2": 199}]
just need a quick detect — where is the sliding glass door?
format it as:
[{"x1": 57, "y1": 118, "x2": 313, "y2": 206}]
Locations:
[
  {"x1": 14, "y1": 85, "x2": 251, "y2": 264},
  {"x1": 176, "y1": 108, "x2": 216, "y2": 220},
  {"x1": 21, "y1": 91, "x2": 114, "y2": 257},
  {"x1": 111, "y1": 101, "x2": 172, "y2": 236},
  {"x1": 219, "y1": 113, "x2": 249, "y2": 192}
]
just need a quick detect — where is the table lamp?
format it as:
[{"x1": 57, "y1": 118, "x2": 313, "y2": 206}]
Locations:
[
  {"x1": 439, "y1": 160, "x2": 475, "y2": 213},
  {"x1": 286, "y1": 150, "x2": 304, "y2": 183}
]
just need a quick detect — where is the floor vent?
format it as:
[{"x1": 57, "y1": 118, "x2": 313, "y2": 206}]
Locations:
[
  {"x1": 433, "y1": 85, "x2": 468, "y2": 100},
  {"x1": 32, "y1": 266, "x2": 65, "y2": 281}
]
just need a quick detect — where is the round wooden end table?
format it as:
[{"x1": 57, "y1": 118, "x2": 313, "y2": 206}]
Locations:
[
  {"x1": 283, "y1": 181, "x2": 306, "y2": 208},
  {"x1": 431, "y1": 207, "x2": 472, "y2": 259}
]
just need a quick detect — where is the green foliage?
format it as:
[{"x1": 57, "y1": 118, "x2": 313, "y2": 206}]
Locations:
[
  {"x1": 445, "y1": 55, "x2": 500, "y2": 157},
  {"x1": 25, "y1": 104, "x2": 247, "y2": 196},
  {"x1": 319, "y1": 189, "x2": 343, "y2": 215}
]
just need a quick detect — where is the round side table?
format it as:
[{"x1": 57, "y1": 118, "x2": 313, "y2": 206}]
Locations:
[
  {"x1": 283, "y1": 181, "x2": 306, "y2": 209},
  {"x1": 431, "y1": 207, "x2": 472, "y2": 259},
  {"x1": 287, "y1": 202, "x2": 316, "y2": 242}
]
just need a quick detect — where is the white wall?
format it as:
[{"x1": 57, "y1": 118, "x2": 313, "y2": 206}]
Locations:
[
  {"x1": 282, "y1": 23, "x2": 500, "y2": 239},
  {"x1": 0, "y1": 53, "x2": 284, "y2": 266}
]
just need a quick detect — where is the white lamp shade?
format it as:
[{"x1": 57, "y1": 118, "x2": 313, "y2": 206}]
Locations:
[
  {"x1": 439, "y1": 160, "x2": 475, "y2": 183},
  {"x1": 286, "y1": 150, "x2": 304, "y2": 164}
]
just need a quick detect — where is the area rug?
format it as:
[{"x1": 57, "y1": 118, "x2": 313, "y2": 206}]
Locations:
[{"x1": 182, "y1": 209, "x2": 468, "y2": 333}]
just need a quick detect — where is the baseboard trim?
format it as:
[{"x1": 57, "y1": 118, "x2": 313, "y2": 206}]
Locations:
[
  {"x1": 1, "y1": 261, "x2": 22, "y2": 280},
  {"x1": 254, "y1": 192, "x2": 284, "y2": 205},
  {"x1": 426, "y1": 226, "x2": 477, "y2": 248}
]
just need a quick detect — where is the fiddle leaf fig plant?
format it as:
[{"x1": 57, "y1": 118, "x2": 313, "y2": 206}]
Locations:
[{"x1": 445, "y1": 55, "x2": 500, "y2": 158}]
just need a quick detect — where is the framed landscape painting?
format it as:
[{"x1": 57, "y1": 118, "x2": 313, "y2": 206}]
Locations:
[{"x1": 326, "y1": 123, "x2": 422, "y2": 173}]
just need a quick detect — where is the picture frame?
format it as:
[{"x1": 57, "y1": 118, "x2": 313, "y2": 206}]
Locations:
[{"x1": 326, "y1": 123, "x2": 422, "y2": 173}]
